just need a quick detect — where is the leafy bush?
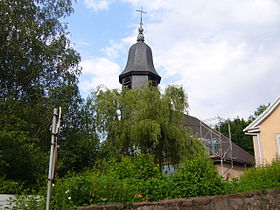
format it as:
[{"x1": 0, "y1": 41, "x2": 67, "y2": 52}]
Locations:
[
  {"x1": 7, "y1": 194, "x2": 45, "y2": 210},
  {"x1": 51, "y1": 175, "x2": 93, "y2": 209},
  {"x1": 234, "y1": 160, "x2": 280, "y2": 193},
  {"x1": 49, "y1": 155, "x2": 229, "y2": 208},
  {"x1": 170, "y1": 157, "x2": 230, "y2": 197},
  {"x1": 133, "y1": 157, "x2": 229, "y2": 201},
  {"x1": 134, "y1": 177, "x2": 173, "y2": 201},
  {"x1": 102, "y1": 153, "x2": 162, "y2": 179},
  {"x1": 0, "y1": 178, "x2": 24, "y2": 194},
  {"x1": 13, "y1": 159, "x2": 280, "y2": 209},
  {"x1": 51, "y1": 154, "x2": 160, "y2": 208}
]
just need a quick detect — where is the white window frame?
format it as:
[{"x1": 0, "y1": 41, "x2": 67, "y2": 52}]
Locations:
[{"x1": 276, "y1": 134, "x2": 280, "y2": 155}]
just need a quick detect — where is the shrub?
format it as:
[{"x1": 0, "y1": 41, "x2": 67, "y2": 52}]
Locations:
[
  {"x1": 167, "y1": 157, "x2": 229, "y2": 198},
  {"x1": 7, "y1": 194, "x2": 45, "y2": 210},
  {"x1": 234, "y1": 160, "x2": 280, "y2": 193},
  {"x1": 0, "y1": 178, "x2": 24, "y2": 194},
  {"x1": 51, "y1": 175, "x2": 93, "y2": 209},
  {"x1": 49, "y1": 155, "x2": 229, "y2": 208},
  {"x1": 8, "y1": 157, "x2": 280, "y2": 209},
  {"x1": 102, "y1": 153, "x2": 162, "y2": 179},
  {"x1": 135, "y1": 177, "x2": 173, "y2": 201}
]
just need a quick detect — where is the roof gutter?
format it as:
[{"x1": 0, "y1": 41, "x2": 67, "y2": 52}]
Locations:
[{"x1": 244, "y1": 125, "x2": 260, "y2": 133}]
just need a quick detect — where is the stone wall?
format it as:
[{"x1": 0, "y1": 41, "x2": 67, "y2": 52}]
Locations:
[{"x1": 77, "y1": 189, "x2": 280, "y2": 210}]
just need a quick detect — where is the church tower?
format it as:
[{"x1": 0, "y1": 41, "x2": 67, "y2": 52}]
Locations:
[{"x1": 119, "y1": 11, "x2": 161, "y2": 89}]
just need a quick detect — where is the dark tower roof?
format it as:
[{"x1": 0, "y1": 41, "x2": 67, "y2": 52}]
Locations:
[{"x1": 119, "y1": 26, "x2": 161, "y2": 84}]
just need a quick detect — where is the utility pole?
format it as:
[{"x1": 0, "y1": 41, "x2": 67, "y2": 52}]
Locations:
[{"x1": 46, "y1": 107, "x2": 61, "y2": 210}]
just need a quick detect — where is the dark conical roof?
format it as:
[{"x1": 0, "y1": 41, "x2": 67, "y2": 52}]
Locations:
[{"x1": 119, "y1": 27, "x2": 161, "y2": 84}]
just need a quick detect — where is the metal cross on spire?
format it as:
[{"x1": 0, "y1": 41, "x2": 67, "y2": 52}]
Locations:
[{"x1": 136, "y1": 6, "x2": 146, "y2": 28}]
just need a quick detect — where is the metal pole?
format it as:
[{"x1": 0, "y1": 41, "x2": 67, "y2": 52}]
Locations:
[
  {"x1": 228, "y1": 122, "x2": 233, "y2": 168},
  {"x1": 46, "y1": 108, "x2": 58, "y2": 210},
  {"x1": 221, "y1": 158, "x2": 224, "y2": 176}
]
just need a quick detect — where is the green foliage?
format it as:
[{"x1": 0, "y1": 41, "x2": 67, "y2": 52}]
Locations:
[
  {"x1": 89, "y1": 85, "x2": 206, "y2": 165},
  {"x1": 0, "y1": 179, "x2": 24, "y2": 194},
  {"x1": 218, "y1": 103, "x2": 270, "y2": 155},
  {"x1": 0, "y1": 0, "x2": 80, "y2": 102},
  {"x1": 248, "y1": 104, "x2": 270, "y2": 121},
  {"x1": 0, "y1": 0, "x2": 89, "y2": 187},
  {"x1": 52, "y1": 174, "x2": 138, "y2": 208},
  {"x1": 0, "y1": 111, "x2": 48, "y2": 185},
  {"x1": 168, "y1": 157, "x2": 229, "y2": 198},
  {"x1": 46, "y1": 155, "x2": 228, "y2": 208},
  {"x1": 57, "y1": 130, "x2": 99, "y2": 177},
  {"x1": 102, "y1": 154, "x2": 162, "y2": 180},
  {"x1": 9, "y1": 159, "x2": 280, "y2": 209},
  {"x1": 7, "y1": 194, "x2": 45, "y2": 210},
  {"x1": 56, "y1": 87, "x2": 100, "y2": 177},
  {"x1": 233, "y1": 160, "x2": 280, "y2": 193}
]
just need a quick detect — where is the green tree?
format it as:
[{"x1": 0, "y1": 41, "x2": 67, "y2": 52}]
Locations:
[
  {"x1": 0, "y1": 0, "x2": 83, "y2": 186},
  {"x1": 248, "y1": 104, "x2": 270, "y2": 121},
  {"x1": 88, "y1": 85, "x2": 206, "y2": 165},
  {"x1": 0, "y1": 112, "x2": 47, "y2": 184},
  {"x1": 218, "y1": 104, "x2": 270, "y2": 155},
  {"x1": 218, "y1": 117, "x2": 253, "y2": 155},
  {"x1": 57, "y1": 99, "x2": 100, "y2": 177}
]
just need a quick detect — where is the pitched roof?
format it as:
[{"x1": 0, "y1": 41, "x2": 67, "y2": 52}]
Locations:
[
  {"x1": 185, "y1": 115, "x2": 255, "y2": 166},
  {"x1": 119, "y1": 27, "x2": 161, "y2": 84},
  {"x1": 119, "y1": 42, "x2": 160, "y2": 77},
  {"x1": 243, "y1": 96, "x2": 280, "y2": 133}
]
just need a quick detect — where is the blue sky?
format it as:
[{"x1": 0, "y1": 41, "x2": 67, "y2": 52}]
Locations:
[{"x1": 66, "y1": 0, "x2": 280, "y2": 120}]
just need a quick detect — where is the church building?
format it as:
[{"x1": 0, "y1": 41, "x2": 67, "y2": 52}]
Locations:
[{"x1": 118, "y1": 16, "x2": 254, "y2": 179}]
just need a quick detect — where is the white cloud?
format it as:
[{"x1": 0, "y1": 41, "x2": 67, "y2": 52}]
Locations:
[
  {"x1": 84, "y1": 0, "x2": 111, "y2": 11},
  {"x1": 126, "y1": 0, "x2": 280, "y2": 120},
  {"x1": 79, "y1": 0, "x2": 280, "y2": 120},
  {"x1": 230, "y1": 0, "x2": 280, "y2": 25},
  {"x1": 101, "y1": 40, "x2": 124, "y2": 58},
  {"x1": 121, "y1": 33, "x2": 137, "y2": 46},
  {"x1": 80, "y1": 57, "x2": 120, "y2": 94},
  {"x1": 121, "y1": 0, "x2": 178, "y2": 11}
]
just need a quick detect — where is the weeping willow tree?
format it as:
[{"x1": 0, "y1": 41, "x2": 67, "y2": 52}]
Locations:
[{"x1": 88, "y1": 85, "x2": 206, "y2": 165}]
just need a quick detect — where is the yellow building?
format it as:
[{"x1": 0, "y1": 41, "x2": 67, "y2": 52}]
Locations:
[{"x1": 244, "y1": 97, "x2": 280, "y2": 166}]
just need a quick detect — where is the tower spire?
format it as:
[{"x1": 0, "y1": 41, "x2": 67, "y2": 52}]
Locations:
[
  {"x1": 136, "y1": 6, "x2": 146, "y2": 42},
  {"x1": 119, "y1": 7, "x2": 161, "y2": 89}
]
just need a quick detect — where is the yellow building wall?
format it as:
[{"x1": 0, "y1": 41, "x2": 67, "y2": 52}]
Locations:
[
  {"x1": 216, "y1": 163, "x2": 246, "y2": 180},
  {"x1": 259, "y1": 105, "x2": 280, "y2": 164}
]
